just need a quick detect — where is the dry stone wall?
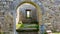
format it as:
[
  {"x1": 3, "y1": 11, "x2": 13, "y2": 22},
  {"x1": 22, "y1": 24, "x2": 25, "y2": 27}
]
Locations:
[
  {"x1": 40, "y1": 0, "x2": 60, "y2": 32},
  {"x1": 0, "y1": 0, "x2": 14, "y2": 34},
  {"x1": 0, "y1": 0, "x2": 60, "y2": 34}
]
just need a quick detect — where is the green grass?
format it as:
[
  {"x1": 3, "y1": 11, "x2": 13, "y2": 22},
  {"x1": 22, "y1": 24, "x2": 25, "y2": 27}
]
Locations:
[
  {"x1": 52, "y1": 33, "x2": 60, "y2": 34},
  {"x1": 0, "y1": 32, "x2": 4, "y2": 34},
  {"x1": 16, "y1": 24, "x2": 39, "y2": 29},
  {"x1": 16, "y1": 24, "x2": 23, "y2": 29}
]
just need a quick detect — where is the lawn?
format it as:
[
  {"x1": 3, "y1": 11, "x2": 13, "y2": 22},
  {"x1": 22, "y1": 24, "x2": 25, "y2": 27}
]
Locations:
[{"x1": 53, "y1": 32, "x2": 60, "y2": 34}]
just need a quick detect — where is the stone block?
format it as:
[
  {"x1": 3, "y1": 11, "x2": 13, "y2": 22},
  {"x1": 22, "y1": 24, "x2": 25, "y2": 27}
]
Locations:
[
  {"x1": 0, "y1": 0, "x2": 1, "y2": 1},
  {"x1": 3, "y1": 2, "x2": 6, "y2": 4},
  {"x1": 0, "y1": 6, "x2": 3, "y2": 9},
  {"x1": 3, "y1": 5, "x2": 9, "y2": 9},
  {"x1": 6, "y1": 0, "x2": 14, "y2": 1}
]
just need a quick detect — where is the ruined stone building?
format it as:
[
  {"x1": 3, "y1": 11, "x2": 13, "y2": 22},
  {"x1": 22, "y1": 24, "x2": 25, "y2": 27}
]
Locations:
[{"x1": 0, "y1": 0, "x2": 60, "y2": 34}]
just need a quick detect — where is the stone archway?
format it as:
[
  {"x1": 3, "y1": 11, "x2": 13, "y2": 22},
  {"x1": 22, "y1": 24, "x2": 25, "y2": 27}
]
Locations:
[
  {"x1": 16, "y1": 3, "x2": 37, "y2": 24},
  {"x1": 16, "y1": 0, "x2": 42, "y2": 34},
  {"x1": 16, "y1": 1, "x2": 42, "y2": 26}
]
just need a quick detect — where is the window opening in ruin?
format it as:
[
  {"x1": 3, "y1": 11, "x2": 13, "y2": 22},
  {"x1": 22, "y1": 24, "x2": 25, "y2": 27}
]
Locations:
[{"x1": 26, "y1": 9, "x2": 31, "y2": 19}]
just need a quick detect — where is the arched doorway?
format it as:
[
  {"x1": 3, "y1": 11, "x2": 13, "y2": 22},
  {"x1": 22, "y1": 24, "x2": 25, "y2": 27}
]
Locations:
[
  {"x1": 16, "y1": 3, "x2": 38, "y2": 24},
  {"x1": 16, "y1": 1, "x2": 42, "y2": 34}
]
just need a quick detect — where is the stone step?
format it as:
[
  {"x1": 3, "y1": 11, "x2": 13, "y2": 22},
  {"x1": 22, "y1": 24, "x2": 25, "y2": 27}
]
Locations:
[
  {"x1": 0, "y1": 0, "x2": 14, "y2": 2},
  {"x1": 16, "y1": 28, "x2": 39, "y2": 32},
  {"x1": 17, "y1": 32, "x2": 38, "y2": 34}
]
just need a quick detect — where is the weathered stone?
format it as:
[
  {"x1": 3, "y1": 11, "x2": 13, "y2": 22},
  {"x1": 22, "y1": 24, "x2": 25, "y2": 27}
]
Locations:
[
  {"x1": 3, "y1": 5, "x2": 9, "y2": 9},
  {"x1": 41, "y1": 0, "x2": 60, "y2": 31},
  {"x1": 0, "y1": 0, "x2": 60, "y2": 34},
  {"x1": 6, "y1": 0, "x2": 14, "y2": 1}
]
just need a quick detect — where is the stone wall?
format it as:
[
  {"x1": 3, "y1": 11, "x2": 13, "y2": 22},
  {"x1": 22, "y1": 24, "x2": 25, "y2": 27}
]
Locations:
[
  {"x1": 40, "y1": 0, "x2": 60, "y2": 32},
  {"x1": 0, "y1": 0, "x2": 60, "y2": 34},
  {"x1": 0, "y1": 0, "x2": 14, "y2": 34}
]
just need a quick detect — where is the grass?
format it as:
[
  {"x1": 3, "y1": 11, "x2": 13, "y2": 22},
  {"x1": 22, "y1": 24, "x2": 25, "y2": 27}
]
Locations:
[
  {"x1": 16, "y1": 24, "x2": 39, "y2": 29},
  {"x1": 52, "y1": 32, "x2": 60, "y2": 34}
]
